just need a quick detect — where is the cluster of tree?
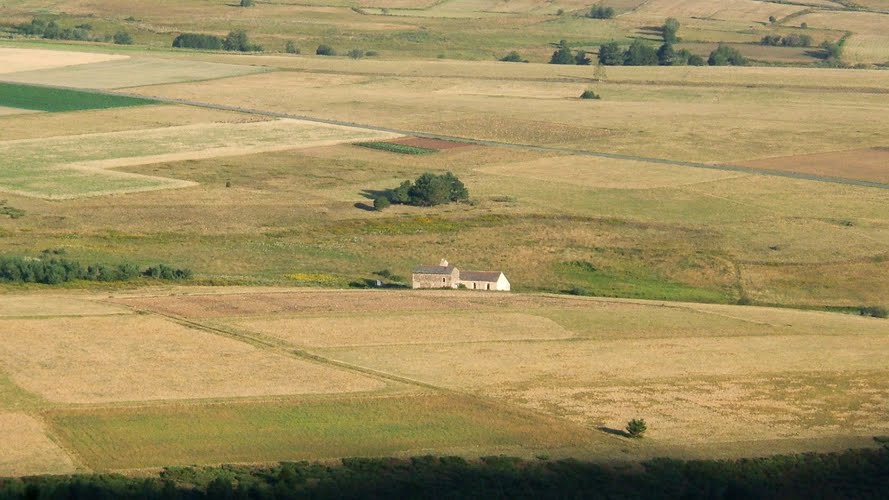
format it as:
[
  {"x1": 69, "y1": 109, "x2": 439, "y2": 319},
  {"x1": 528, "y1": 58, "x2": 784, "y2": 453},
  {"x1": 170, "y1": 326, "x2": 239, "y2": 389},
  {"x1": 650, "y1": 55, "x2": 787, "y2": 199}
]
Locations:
[
  {"x1": 598, "y1": 40, "x2": 705, "y2": 66},
  {"x1": 0, "y1": 256, "x2": 192, "y2": 285},
  {"x1": 821, "y1": 39, "x2": 844, "y2": 63},
  {"x1": 375, "y1": 172, "x2": 468, "y2": 209},
  {"x1": 1, "y1": 447, "x2": 887, "y2": 498},
  {"x1": 708, "y1": 43, "x2": 748, "y2": 65},
  {"x1": 549, "y1": 40, "x2": 593, "y2": 65},
  {"x1": 16, "y1": 18, "x2": 133, "y2": 45},
  {"x1": 587, "y1": 5, "x2": 615, "y2": 19},
  {"x1": 761, "y1": 33, "x2": 813, "y2": 47},
  {"x1": 172, "y1": 31, "x2": 261, "y2": 52}
]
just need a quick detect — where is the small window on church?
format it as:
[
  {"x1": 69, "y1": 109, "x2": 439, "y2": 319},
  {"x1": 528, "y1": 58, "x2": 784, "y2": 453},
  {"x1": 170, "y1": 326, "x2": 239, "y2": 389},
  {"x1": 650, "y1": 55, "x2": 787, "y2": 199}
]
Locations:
[{"x1": 442, "y1": 277, "x2": 446, "y2": 283}]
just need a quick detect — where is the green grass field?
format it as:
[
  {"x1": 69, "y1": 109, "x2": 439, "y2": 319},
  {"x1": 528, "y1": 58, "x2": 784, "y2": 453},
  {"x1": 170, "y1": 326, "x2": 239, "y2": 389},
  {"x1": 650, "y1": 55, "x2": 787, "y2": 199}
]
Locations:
[
  {"x1": 0, "y1": 82, "x2": 156, "y2": 112},
  {"x1": 49, "y1": 394, "x2": 604, "y2": 470},
  {"x1": 356, "y1": 141, "x2": 436, "y2": 155}
]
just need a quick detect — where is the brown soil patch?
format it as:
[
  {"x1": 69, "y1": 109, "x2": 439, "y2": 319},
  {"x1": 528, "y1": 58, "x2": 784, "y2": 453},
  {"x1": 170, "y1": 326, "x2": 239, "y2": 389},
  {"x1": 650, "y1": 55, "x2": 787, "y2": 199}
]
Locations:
[
  {"x1": 0, "y1": 315, "x2": 384, "y2": 403},
  {"x1": 0, "y1": 413, "x2": 76, "y2": 476},
  {"x1": 389, "y1": 137, "x2": 473, "y2": 150},
  {"x1": 739, "y1": 147, "x2": 889, "y2": 184}
]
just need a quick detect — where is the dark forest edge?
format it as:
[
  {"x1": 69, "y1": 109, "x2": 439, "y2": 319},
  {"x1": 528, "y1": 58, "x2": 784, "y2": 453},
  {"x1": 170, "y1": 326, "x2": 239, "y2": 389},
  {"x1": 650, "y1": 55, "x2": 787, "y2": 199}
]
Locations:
[{"x1": 1, "y1": 446, "x2": 888, "y2": 499}]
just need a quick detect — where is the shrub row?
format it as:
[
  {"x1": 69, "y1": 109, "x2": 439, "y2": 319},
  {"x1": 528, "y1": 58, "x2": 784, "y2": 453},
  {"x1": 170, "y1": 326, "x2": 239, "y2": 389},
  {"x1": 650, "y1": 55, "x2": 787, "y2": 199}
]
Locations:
[
  {"x1": 17, "y1": 18, "x2": 133, "y2": 45},
  {"x1": 0, "y1": 448, "x2": 887, "y2": 498},
  {"x1": 0, "y1": 256, "x2": 192, "y2": 285}
]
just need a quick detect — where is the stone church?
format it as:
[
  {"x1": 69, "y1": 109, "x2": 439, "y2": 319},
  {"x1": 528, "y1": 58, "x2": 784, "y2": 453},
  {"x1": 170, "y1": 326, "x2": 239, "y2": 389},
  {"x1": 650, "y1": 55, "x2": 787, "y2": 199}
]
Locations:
[{"x1": 412, "y1": 259, "x2": 510, "y2": 291}]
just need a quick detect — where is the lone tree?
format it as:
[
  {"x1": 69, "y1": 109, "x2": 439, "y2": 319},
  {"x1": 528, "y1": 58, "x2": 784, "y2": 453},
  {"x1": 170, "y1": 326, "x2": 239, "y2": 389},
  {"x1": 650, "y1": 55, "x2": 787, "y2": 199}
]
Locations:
[
  {"x1": 598, "y1": 41, "x2": 623, "y2": 65},
  {"x1": 385, "y1": 172, "x2": 468, "y2": 207},
  {"x1": 626, "y1": 418, "x2": 647, "y2": 438},
  {"x1": 662, "y1": 17, "x2": 680, "y2": 43}
]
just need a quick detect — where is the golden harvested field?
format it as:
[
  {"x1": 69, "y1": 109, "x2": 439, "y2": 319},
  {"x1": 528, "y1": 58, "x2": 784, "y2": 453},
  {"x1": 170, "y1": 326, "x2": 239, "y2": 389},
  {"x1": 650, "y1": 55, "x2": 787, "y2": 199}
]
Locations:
[
  {"x1": 127, "y1": 68, "x2": 889, "y2": 162},
  {"x1": 844, "y1": 34, "x2": 889, "y2": 65},
  {"x1": 625, "y1": 0, "x2": 805, "y2": 23},
  {"x1": 0, "y1": 413, "x2": 76, "y2": 476},
  {"x1": 0, "y1": 105, "x2": 262, "y2": 141},
  {"x1": 0, "y1": 48, "x2": 126, "y2": 74},
  {"x1": 0, "y1": 314, "x2": 385, "y2": 403},
  {"x1": 231, "y1": 312, "x2": 574, "y2": 347},
  {"x1": 0, "y1": 295, "x2": 129, "y2": 318},
  {"x1": 114, "y1": 288, "x2": 889, "y2": 454},
  {"x1": 739, "y1": 147, "x2": 889, "y2": 184},
  {"x1": 478, "y1": 154, "x2": 745, "y2": 189}
]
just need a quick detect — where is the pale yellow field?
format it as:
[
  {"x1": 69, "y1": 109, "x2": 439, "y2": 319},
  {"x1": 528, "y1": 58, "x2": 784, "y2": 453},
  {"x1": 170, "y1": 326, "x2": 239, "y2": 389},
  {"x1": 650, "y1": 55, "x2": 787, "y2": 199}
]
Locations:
[
  {"x1": 626, "y1": 0, "x2": 804, "y2": 23},
  {"x1": 844, "y1": 34, "x2": 889, "y2": 64},
  {"x1": 0, "y1": 413, "x2": 76, "y2": 476},
  {"x1": 127, "y1": 68, "x2": 889, "y2": 162},
  {"x1": 0, "y1": 48, "x2": 126, "y2": 74},
  {"x1": 0, "y1": 315, "x2": 385, "y2": 403},
  {"x1": 0, "y1": 56, "x2": 267, "y2": 90},
  {"x1": 0, "y1": 295, "x2": 130, "y2": 318},
  {"x1": 0, "y1": 106, "x2": 39, "y2": 116},
  {"x1": 797, "y1": 10, "x2": 889, "y2": 35},
  {"x1": 478, "y1": 155, "x2": 746, "y2": 190},
  {"x1": 0, "y1": 105, "x2": 264, "y2": 141},
  {"x1": 0, "y1": 118, "x2": 399, "y2": 199},
  {"x1": 232, "y1": 312, "x2": 573, "y2": 347}
]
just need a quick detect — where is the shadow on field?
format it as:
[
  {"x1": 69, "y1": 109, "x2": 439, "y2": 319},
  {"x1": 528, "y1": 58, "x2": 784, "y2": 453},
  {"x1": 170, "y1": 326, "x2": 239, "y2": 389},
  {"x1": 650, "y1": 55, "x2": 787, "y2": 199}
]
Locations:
[
  {"x1": 598, "y1": 426, "x2": 630, "y2": 438},
  {"x1": 354, "y1": 202, "x2": 375, "y2": 211},
  {"x1": 360, "y1": 189, "x2": 390, "y2": 200}
]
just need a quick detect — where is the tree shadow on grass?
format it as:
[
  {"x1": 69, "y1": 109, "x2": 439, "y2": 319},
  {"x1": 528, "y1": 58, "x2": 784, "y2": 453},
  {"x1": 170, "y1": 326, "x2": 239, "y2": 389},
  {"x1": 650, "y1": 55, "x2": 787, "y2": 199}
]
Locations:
[
  {"x1": 354, "y1": 202, "x2": 375, "y2": 212},
  {"x1": 598, "y1": 426, "x2": 630, "y2": 438},
  {"x1": 360, "y1": 189, "x2": 390, "y2": 200}
]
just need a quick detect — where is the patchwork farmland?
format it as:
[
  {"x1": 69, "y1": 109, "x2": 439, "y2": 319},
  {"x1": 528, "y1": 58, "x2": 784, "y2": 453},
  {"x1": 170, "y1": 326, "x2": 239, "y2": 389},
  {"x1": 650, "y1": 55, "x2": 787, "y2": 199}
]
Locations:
[{"x1": 0, "y1": 0, "x2": 888, "y2": 492}]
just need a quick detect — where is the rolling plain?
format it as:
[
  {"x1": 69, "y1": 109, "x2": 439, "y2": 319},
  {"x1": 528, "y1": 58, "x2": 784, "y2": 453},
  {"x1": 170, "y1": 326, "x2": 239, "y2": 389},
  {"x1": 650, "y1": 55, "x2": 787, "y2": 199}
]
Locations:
[{"x1": 0, "y1": 0, "x2": 888, "y2": 479}]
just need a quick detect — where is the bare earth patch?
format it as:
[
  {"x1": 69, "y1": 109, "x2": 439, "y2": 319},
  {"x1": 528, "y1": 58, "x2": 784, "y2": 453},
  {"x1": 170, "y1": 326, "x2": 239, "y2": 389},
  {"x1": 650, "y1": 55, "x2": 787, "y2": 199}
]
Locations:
[
  {"x1": 739, "y1": 147, "x2": 889, "y2": 184},
  {"x1": 0, "y1": 48, "x2": 127, "y2": 74},
  {"x1": 0, "y1": 315, "x2": 385, "y2": 403},
  {"x1": 0, "y1": 413, "x2": 75, "y2": 476}
]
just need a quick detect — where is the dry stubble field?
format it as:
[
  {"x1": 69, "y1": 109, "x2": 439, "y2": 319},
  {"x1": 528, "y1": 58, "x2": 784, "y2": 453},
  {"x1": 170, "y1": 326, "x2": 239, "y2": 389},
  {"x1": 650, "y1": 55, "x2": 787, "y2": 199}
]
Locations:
[{"x1": 0, "y1": 288, "x2": 881, "y2": 474}]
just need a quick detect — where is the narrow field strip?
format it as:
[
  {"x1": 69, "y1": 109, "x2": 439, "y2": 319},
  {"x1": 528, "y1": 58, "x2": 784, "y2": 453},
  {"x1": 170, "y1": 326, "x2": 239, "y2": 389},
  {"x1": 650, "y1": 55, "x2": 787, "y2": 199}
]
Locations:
[
  {"x1": 48, "y1": 394, "x2": 608, "y2": 470},
  {"x1": 0, "y1": 119, "x2": 399, "y2": 199}
]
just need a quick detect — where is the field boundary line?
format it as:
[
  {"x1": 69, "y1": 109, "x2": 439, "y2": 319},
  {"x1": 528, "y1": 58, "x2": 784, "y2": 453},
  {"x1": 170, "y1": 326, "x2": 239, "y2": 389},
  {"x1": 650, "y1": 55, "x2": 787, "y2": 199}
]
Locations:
[{"x1": 3, "y1": 79, "x2": 889, "y2": 191}]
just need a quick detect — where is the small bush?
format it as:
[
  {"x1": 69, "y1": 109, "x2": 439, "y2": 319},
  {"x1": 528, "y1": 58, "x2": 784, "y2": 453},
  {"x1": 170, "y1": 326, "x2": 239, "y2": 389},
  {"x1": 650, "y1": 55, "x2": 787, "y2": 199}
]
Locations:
[
  {"x1": 316, "y1": 44, "x2": 336, "y2": 56},
  {"x1": 112, "y1": 31, "x2": 133, "y2": 45},
  {"x1": 285, "y1": 40, "x2": 299, "y2": 54},
  {"x1": 500, "y1": 51, "x2": 526, "y2": 62},
  {"x1": 373, "y1": 196, "x2": 390, "y2": 211},
  {"x1": 588, "y1": 5, "x2": 615, "y2": 19},
  {"x1": 768, "y1": 15, "x2": 777, "y2": 23},
  {"x1": 626, "y1": 419, "x2": 647, "y2": 438},
  {"x1": 240, "y1": 0, "x2": 255, "y2": 6},
  {"x1": 365, "y1": 50, "x2": 378, "y2": 57},
  {"x1": 0, "y1": 200, "x2": 25, "y2": 219},
  {"x1": 801, "y1": 22, "x2": 808, "y2": 29},
  {"x1": 579, "y1": 89, "x2": 600, "y2": 99},
  {"x1": 348, "y1": 48, "x2": 365, "y2": 59},
  {"x1": 859, "y1": 306, "x2": 888, "y2": 318}
]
